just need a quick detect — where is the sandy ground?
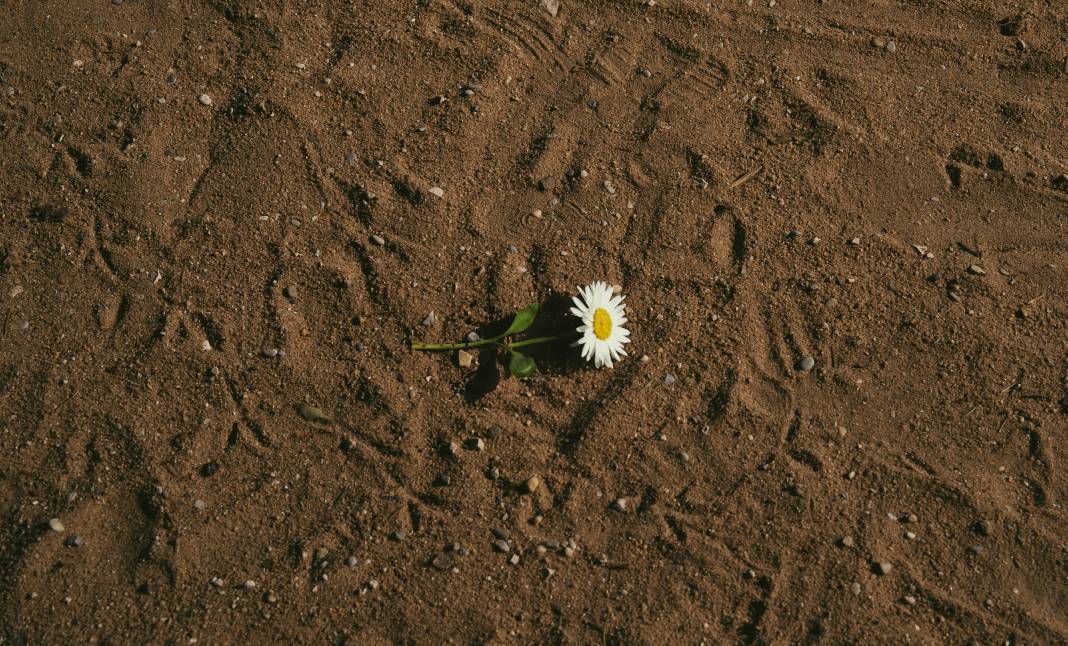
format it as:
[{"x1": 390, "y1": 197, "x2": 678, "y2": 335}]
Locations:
[{"x1": 1, "y1": 0, "x2": 1067, "y2": 643}]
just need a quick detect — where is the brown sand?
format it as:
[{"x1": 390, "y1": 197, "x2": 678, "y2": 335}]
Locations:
[{"x1": 1, "y1": 1, "x2": 1067, "y2": 643}]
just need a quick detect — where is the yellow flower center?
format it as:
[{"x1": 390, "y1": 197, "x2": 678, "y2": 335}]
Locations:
[{"x1": 592, "y1": 308, "x2": 612, "y2": 340}]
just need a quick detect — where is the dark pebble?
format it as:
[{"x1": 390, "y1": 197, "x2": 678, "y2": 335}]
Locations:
[
  {"x1": 65, "y1": 534, "x2": 84, "y2": 548},
  {"x1": 199, "y1": 461, "x2": 220, "y2": 477},
  {"x1": 491, "y1": 527, "x2": 510, "y2": 541},
  {"x1": 431, "y1": 552, "x2": 454, "y2": 571},
  {"x1": 390, "y1": 530, "x2": 407, "y2": 541},
  {"x1": 973, "y1": 519, "x2": 991, "y2": 537}
]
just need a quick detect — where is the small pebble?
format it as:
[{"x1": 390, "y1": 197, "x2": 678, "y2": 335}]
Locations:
[
  {"x1": 194, "y1": 499, "x2": 207, "y2": 510},
  {"x1": 48, "y1": 518, "x2": 65, "y2": 532},
  {"x1": 428, "y1": 186, "x2": 445, "y2": 198},
  {"x1": 797, "y1": 356, "x2": 815, "y2": 372},
  {"x1": 522, "y1": 475, "x2": 541, "y2": 494},
  {"x1": 465, "y1": 437, "x2": 485, "y2": 451},
  {"x1": 65, "y1": 534, "x2": 84, "y2": 548},
  {"x1": 421, "y1": 312, "x2": 437, "y2": 326},
  {"x1": 457, "y1": 350, "x2": 474, "y2": 368},
  {"x1": 242, "y1": 580, "x2": 257, "y2": 589},
  {"x1": 885, "y1": 41, "x2": 896, "y2": 53},
  {"x1": 431, "y1": 552, "x2": 454, "y2": 571},
  {"x1": 742, "y1": 568, "x2": 755, "y2": 580},
  {"x1": 284, "y1": 285, "x2": 298, "y2": 300},
  {"x1": 611, "y1": 498, "x2": 629, "y2": 513},
  {"x1": 390, "y1": 530, "x2": 407, "y2": 541},
  {"x1": 314, "y1": 547, "x2": 330, "y2": 560},
  {"x1": 850, "y1": 582, "x2": 862, "y2": 595},
  {"x1": 840, "y1": 536, "x2": 854, "y2": 548},
  {"x1": 849, "y1": 237, "x2": 861, "y2": 245},
  {"x1": 370, "y1": 234, "x2": 385, "y2": 246},
  {"x1": 663, "y1": 373, "x2": 676, "y2": 385},
  {"x1": 200, "y1": 339, "x2": 212, "y2": 352},
  {"x1": 345, "y1": 556, "x2": 358, "y2": 567},
  {"x1": 198, "y1": 93, "x2": 213, "y2": 106},
  {"x1": 493, "y1": 540, "x2": 511, "y2": 553},
  {"x1": 903, "y1": 595, "x2": 917, "y2": 605},
  {"x1": 875, "y1": 561, "x2": 893, "y2": 575},
  {"x1": 491, "y1": 527, "x2": 511, "y2": 541},
  {"x1": 509, "y1": 554, "x2": 520, "y2": 565}
]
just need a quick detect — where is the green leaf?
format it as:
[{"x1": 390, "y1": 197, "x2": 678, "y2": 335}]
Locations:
[
  {"x1": 508, "y1": 351, "x2": 536, "y2": 379},
  {"x1": 502, "y1": 303, "x2": 539, "y2": 337}
]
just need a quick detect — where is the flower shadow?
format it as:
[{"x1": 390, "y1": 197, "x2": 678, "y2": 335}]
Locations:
[{"x1": 461, "y1": 292, "x2": 586, "y2": 402}]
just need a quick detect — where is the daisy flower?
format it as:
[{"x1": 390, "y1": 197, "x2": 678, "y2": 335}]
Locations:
[{"x1": 571, "y1": 281, "x2": 630, "y2": 368}]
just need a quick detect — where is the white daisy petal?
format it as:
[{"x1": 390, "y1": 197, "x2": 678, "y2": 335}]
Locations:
[{"x1": 571, "y1": 281, "x2": 633, "y2": 369}]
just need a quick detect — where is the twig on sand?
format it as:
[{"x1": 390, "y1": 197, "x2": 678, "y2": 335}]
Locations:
[{"x1": 728, "y1": 165, "x2": 763, "y2": 190}]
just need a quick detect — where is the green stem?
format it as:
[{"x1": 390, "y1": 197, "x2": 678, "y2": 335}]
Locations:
[
  {"x1": 507, "y1": 331, "x2": 579, "y2": 350},
  {"x1": 412, "y1": 331, "x2": 578, "y2": 352},
  {"x1": 411, "y1": 338, "x2": 502, "y2": 352}
]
